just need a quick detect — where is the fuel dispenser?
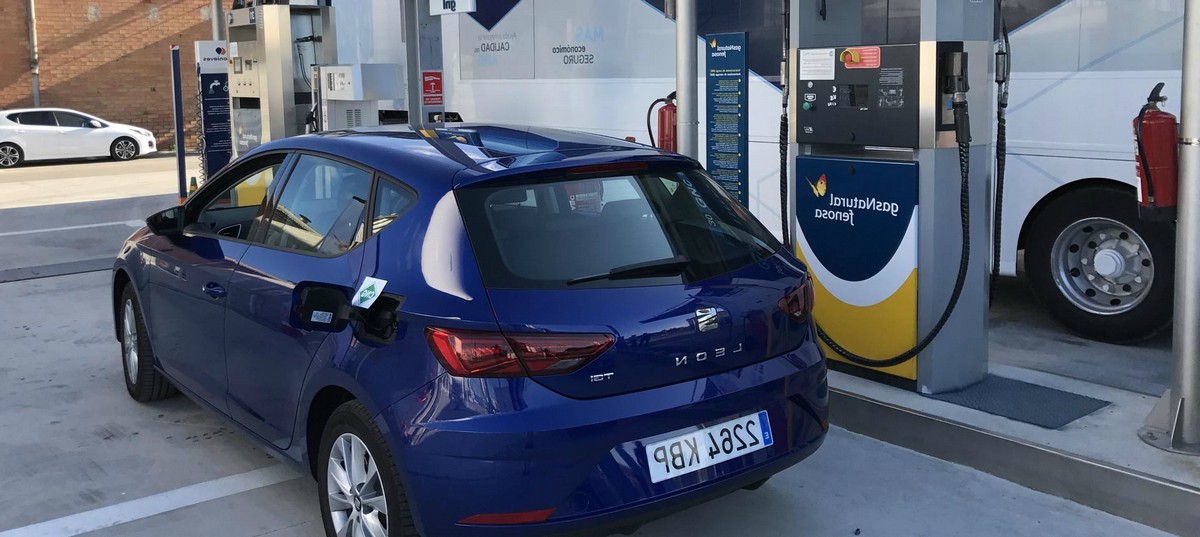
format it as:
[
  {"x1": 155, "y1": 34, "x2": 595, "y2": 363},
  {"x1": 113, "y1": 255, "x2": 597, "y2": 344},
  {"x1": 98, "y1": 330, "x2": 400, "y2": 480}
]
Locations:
[
  {"x1": 786, "y1": 1, "x2": 993, "y2": 393},
  {"x1": 226, "y1": 1, "x2": 336, "y2": 155},
  {"x1": 310, "y1": 63, "x2": 405, "y2": 132}
]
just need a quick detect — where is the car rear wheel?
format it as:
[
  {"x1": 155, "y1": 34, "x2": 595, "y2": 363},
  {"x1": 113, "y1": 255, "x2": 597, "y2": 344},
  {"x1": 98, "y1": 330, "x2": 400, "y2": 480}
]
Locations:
[
  {"x1": 1025, "y1": 185, "x2": 1174, "y2": 343},
  {"x1": 119, "y1": 285, "x2": 177, "y2": 401},
  {"x1": 0, "y1": 143, "x2": 23, "y2": 168},
  {"x1": 318, "y1": 400, "x2": 417, "y2": 537},
  {"x1": 111, "y1": 137, "x2": 139, "y2": 161}
]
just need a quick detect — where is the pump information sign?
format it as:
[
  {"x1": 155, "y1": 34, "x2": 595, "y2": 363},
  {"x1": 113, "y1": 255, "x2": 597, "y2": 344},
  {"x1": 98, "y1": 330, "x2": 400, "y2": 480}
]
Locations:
[
  {"x1": 705, "y1": 32, "x2": 749, "y2": 207},
  {"x1": 194, "y1": 40, "x2": 232, "y2": 178}
]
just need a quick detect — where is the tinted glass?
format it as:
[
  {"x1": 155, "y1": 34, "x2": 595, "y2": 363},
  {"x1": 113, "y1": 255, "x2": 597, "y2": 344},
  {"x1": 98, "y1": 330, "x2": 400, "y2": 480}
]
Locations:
[
  {"x1": 53, "y1": 112, "x2": 92, "y2": 128},
  {"x1": 371, "y1": 179, "x2": 418, "y2": 234},
  {"x1": 195, "y1": 159, "x2": 283, "y2": 240},
  {"x1": 17, "y1": 111, "x2": 56, "y2": 126},
  {"x1": 263, "y1": 155, "x2": 372, "y2": 256},
  {"x1": 458, "y1": 169, "x2": 782, "y2": 289}
]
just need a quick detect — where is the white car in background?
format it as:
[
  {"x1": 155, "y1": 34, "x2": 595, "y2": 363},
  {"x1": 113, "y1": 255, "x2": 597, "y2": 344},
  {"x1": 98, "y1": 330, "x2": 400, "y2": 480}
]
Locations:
[{"x1": 0, "y1": 108, "x2": 157, "y2": 168}]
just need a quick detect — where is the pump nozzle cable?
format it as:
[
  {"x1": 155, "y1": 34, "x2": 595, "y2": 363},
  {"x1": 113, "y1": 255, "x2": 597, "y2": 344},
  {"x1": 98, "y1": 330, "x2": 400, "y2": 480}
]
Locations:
[
  {"x1": 815, "y1": 134, "x2": 973, "y2": 369},
  {"x1": 990, "y1": 0, "x2": 1012, "y2": 304}
]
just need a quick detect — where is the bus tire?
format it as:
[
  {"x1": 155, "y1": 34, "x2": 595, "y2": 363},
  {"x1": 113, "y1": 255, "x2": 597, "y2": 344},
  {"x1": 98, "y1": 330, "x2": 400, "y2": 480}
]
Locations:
[{"x1": 1025, "y1": 185, "x2": 1174, "y2": 344}]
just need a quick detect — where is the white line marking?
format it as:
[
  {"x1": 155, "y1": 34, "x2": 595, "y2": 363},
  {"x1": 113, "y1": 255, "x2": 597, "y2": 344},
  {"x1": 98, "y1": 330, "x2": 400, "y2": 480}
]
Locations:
[
  {"x1": 0, "y1": 220, "x2": 143, "y2": 238},
  {"x1": 0, "y1": 464, "x2": 303, "y2": 537}
]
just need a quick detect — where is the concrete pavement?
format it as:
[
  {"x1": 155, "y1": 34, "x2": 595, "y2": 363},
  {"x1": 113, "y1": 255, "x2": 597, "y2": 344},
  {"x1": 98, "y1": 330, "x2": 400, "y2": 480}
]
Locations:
[
  {"x1": 0, "y1": 275, "x2": 1170, "y2": 537},
  {"x1": 0, "y1": 155, "x2": 200, "y2": 210}
]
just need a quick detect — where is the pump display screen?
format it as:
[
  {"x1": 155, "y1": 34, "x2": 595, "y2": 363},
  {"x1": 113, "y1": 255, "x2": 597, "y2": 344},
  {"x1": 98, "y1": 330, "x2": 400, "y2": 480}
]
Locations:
[{"x1": 837, "y1": 84, "x2": 870, "y2": 108}]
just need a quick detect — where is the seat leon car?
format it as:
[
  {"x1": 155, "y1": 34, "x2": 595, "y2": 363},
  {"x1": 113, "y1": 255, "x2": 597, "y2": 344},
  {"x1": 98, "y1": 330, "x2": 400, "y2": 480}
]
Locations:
[
  {"x1": 0, "y1": 108, "x2": 156, "y2": 168},
  {"x1": 112, "y1": 125, "x2": 828, "y2": 537}
]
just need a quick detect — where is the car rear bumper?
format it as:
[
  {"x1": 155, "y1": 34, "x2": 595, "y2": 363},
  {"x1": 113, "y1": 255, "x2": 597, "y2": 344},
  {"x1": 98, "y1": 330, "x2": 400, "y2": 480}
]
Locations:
[{"x1": 377, "y1": 341, "x2": 829, "y2": 536}]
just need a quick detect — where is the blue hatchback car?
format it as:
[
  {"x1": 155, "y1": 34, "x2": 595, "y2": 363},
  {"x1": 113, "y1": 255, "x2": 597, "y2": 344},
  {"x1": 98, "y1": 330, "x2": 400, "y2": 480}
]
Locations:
[{"x1": 112, "y1": 125, "x2": 828, "y2": 537}]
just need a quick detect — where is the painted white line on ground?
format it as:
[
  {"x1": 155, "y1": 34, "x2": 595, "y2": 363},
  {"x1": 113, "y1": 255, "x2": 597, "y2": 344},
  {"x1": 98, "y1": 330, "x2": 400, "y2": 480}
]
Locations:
[
  {"x1": 0, "y1": 220, "x2": 143, "y2": 238},
  {"x1": 0, "y1": 465, "x2": 303, "y2": 537}
]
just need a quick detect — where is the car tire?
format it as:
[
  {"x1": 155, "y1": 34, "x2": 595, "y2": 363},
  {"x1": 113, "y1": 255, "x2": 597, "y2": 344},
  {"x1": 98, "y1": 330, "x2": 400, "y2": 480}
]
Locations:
[
  {"x1": 119, "y1": 285, "x2": 177, "y2": 401},
  {"x1": 318, "y1": 400, "x2": 418, "y2": 537},
  {"x1": 111, "y1": 137, "x2": 139, "y2": 161},
  {"x1": 0, "y1": 143, "x2": 23, "y2": 168},
  {"x1": 1025, "y1": 185, "x2": 1174, "y2": 344}
]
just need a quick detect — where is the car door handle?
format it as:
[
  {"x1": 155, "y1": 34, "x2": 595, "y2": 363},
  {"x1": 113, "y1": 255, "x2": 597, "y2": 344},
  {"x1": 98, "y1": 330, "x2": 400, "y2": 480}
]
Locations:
[{"x1": 202, "y1": 283, "x2": 227, "y2": 299}]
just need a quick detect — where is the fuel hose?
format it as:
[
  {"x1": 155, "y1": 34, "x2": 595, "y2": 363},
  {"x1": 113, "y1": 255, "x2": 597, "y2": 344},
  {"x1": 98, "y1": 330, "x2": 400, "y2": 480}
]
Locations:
[
  {"x1": 990, "y1": 0, "x2": 1012, "y2": 304},
  {"x1": 814, "y1": 67, "x2": 974, "y2": 369},
  {"x1": 815, "y1": 105, "x2": 973, "y2": 368}
]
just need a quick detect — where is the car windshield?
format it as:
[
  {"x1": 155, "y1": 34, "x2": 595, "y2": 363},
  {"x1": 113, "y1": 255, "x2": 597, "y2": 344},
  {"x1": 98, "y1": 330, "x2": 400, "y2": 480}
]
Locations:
[{"x1": 457, "y1": 168, "x2": 782, "y2": 289}]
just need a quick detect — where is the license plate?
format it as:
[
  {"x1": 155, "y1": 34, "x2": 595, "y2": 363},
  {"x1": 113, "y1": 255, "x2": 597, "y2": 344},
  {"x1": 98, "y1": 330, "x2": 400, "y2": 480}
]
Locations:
[{"x1": 644, "y1": 411, "x2": 774, "y2": 484}]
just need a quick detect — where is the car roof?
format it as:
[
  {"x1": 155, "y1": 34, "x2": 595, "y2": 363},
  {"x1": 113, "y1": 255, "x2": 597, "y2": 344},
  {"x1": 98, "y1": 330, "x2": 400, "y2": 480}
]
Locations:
[
  {"x1": 0, "y1": 108, "x2": 87, "y2": 115},
  {"x1": 247, "y1": 124, "x2": 698, "y2": 189}
]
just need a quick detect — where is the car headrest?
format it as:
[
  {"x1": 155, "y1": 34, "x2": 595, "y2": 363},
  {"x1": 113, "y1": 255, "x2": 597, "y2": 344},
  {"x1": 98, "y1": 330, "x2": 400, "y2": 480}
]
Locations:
[
  {"x1": 601, "y1": 199, "x2": 650, "y2": 219},
  {"x1": 489, "y1": 188, "x2": 530, "y2": 206}
]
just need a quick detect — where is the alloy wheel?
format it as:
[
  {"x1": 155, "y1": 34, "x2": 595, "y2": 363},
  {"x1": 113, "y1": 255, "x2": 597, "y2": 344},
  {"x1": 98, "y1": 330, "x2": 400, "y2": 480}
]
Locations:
[
  {"x1": 115, "y1": 140, "x2": 137, "y2": 160},
  {"x1": 327, "y1": 433, "x2": 389, "y2": 537},
  {"x1": 122, "y1": 299, "x2": 139, "y2": 382},
  {"x1": 1051, "y1": 217, "x2": 1154, "y2": 315},
  {"x1": 0, "y1": 146, "x2": 19, "y2": 167}
]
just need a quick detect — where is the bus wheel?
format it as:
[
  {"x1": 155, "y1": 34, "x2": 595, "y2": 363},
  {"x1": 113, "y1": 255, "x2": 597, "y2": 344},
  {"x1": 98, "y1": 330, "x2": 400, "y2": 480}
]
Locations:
[{"x1": 1025, "y1": 185, "x2": 1174, "y2": 344}]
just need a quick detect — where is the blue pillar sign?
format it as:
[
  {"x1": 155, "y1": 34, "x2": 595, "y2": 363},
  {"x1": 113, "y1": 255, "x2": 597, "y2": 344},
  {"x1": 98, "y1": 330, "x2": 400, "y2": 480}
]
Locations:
[
  {"x1": 706, "y1": 32, "x2": 749, "y2": 207},
  {"x1": 195, "y1": 41, "x2": 232, "y2": 180}
]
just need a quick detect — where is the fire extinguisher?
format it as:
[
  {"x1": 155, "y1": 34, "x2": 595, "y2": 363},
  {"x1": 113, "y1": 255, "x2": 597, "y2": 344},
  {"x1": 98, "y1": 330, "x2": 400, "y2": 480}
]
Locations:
[
  {"x1": 647, "y1": 92, "x2": 677, "y2": 152},
  {"x1": 1134, "y1": 82, "x2": 1179, "y2": 221}
]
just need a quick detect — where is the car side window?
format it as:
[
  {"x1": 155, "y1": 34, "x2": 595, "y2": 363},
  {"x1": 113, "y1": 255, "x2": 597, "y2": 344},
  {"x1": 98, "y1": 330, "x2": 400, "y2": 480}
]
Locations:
[
  {"x1": 263, "y1": 154, "x2": 373, "y2": 256},
  {"x1": 17, "y1": 111, "x2": 56, "y2": 126},
  {"x1": 53, "y1": 112, "x2": 91, "y2": 128},
  {"x1": 193, "y1": 157, "x2": 284, "y2": 240},
  {"x1": 371, "y1": 179, "x2": 418, "y2": 234}
]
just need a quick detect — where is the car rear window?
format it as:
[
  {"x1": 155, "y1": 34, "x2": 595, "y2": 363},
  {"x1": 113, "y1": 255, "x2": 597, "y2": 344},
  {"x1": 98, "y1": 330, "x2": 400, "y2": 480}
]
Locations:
[{"x1": 457, "y1": 168, "x2": 782, "y2": 289}]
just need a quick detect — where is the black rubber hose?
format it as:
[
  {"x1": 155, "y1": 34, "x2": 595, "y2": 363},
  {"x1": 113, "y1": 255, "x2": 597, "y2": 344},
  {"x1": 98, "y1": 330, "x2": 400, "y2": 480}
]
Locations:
[
  {"x1": 816, "y1": 138, "x2": 972, "y2": 368},
  {"x1": 646, "y1": 98, "x2": 667, "y2": 148},
  {"x1": 780, "y1": 112, "x2": 790, "y2": 246},
  {"x1": 780, "y1": 0, "x2": 791, "y2": 247},
  {"x1": 990, "y1": 1, "x2": 1012, "y2": 304}
]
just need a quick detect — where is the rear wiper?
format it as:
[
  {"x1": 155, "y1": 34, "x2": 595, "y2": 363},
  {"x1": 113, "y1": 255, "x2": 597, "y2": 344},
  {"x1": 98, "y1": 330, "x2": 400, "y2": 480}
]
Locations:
[{"x1": 566, "y1": 255, "x2": 690, "y2": 286}]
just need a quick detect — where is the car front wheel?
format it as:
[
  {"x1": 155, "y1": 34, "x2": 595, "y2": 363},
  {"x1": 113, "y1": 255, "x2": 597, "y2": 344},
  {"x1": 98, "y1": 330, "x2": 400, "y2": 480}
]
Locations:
[
  {"x1": 111, "y1": 137, "x2": 139, "y2": 161},
  {"x1": 1025, "y1": 185, "x2": 1174, "y2": 344},
  {"x1": 0, "y1": 143, "x2": 23, "y2": 168},
  {"x1": 119, "y1": 285, "x2": 177, "y2": 401},
  {"x1": 318, "y1": 401, "x2": 417, "y2": 537}
]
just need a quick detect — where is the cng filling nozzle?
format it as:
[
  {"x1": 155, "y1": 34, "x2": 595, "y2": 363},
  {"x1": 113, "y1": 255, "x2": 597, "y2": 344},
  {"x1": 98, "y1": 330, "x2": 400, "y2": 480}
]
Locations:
[{"x1": 945, "y1": 51, "x2": 972, "y2": 144}]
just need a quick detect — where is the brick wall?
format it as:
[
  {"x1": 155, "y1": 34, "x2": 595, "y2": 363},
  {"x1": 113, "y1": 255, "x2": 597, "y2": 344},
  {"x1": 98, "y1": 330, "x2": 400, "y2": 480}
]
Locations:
[{"x1": 0, "y1": 1, "x2": 216, "y2": 149}]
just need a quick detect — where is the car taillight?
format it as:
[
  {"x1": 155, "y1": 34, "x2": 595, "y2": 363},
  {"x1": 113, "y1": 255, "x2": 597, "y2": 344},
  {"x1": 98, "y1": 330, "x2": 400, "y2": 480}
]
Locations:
[
  {"x1": 779, "y1": 277, "x2": 815, "y2": 321},
  {"x1": 425, "y1": 327, "x2": 614, "y2": 378},
  {"x1": 508, "y1": 333, "x2": 614, "y2": 374},
  {"x1": 426, "y1": 328, "x2": 524, "y2": 377}
]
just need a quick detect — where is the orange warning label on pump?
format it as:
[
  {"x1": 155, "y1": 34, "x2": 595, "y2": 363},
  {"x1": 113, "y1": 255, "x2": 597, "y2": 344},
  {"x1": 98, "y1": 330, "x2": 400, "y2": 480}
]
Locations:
[{"x1": 841, "y1": 47, "x2": 881, "y2": 69}]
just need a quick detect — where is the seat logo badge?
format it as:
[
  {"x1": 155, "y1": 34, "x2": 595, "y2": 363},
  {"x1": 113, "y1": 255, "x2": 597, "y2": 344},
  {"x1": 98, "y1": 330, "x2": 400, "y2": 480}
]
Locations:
[{"x1": 696, "y1": 307, "x2": 721, "y2": 332}]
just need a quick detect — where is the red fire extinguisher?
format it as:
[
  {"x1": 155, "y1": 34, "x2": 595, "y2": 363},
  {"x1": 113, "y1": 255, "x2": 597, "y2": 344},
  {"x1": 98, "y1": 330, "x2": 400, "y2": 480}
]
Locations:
[
  {"x1": 1134, "y1": 82, "x2": 1179, "y2": 221},
  {"x1": 647, "y1": 92, "x2": 678, "y2": 152}
]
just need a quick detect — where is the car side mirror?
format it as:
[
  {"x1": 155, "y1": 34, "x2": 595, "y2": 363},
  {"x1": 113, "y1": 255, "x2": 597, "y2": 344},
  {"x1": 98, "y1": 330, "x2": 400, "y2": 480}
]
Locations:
[
  {"x1": 292, "y1": 284, "x2": 354, "y2": 333},
  {"x1": 146, "y1": 207, "x2": 184, "y2": 236},
  {"x1": 88, "y1": 120, "x2": 103, "y2": 128}
]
